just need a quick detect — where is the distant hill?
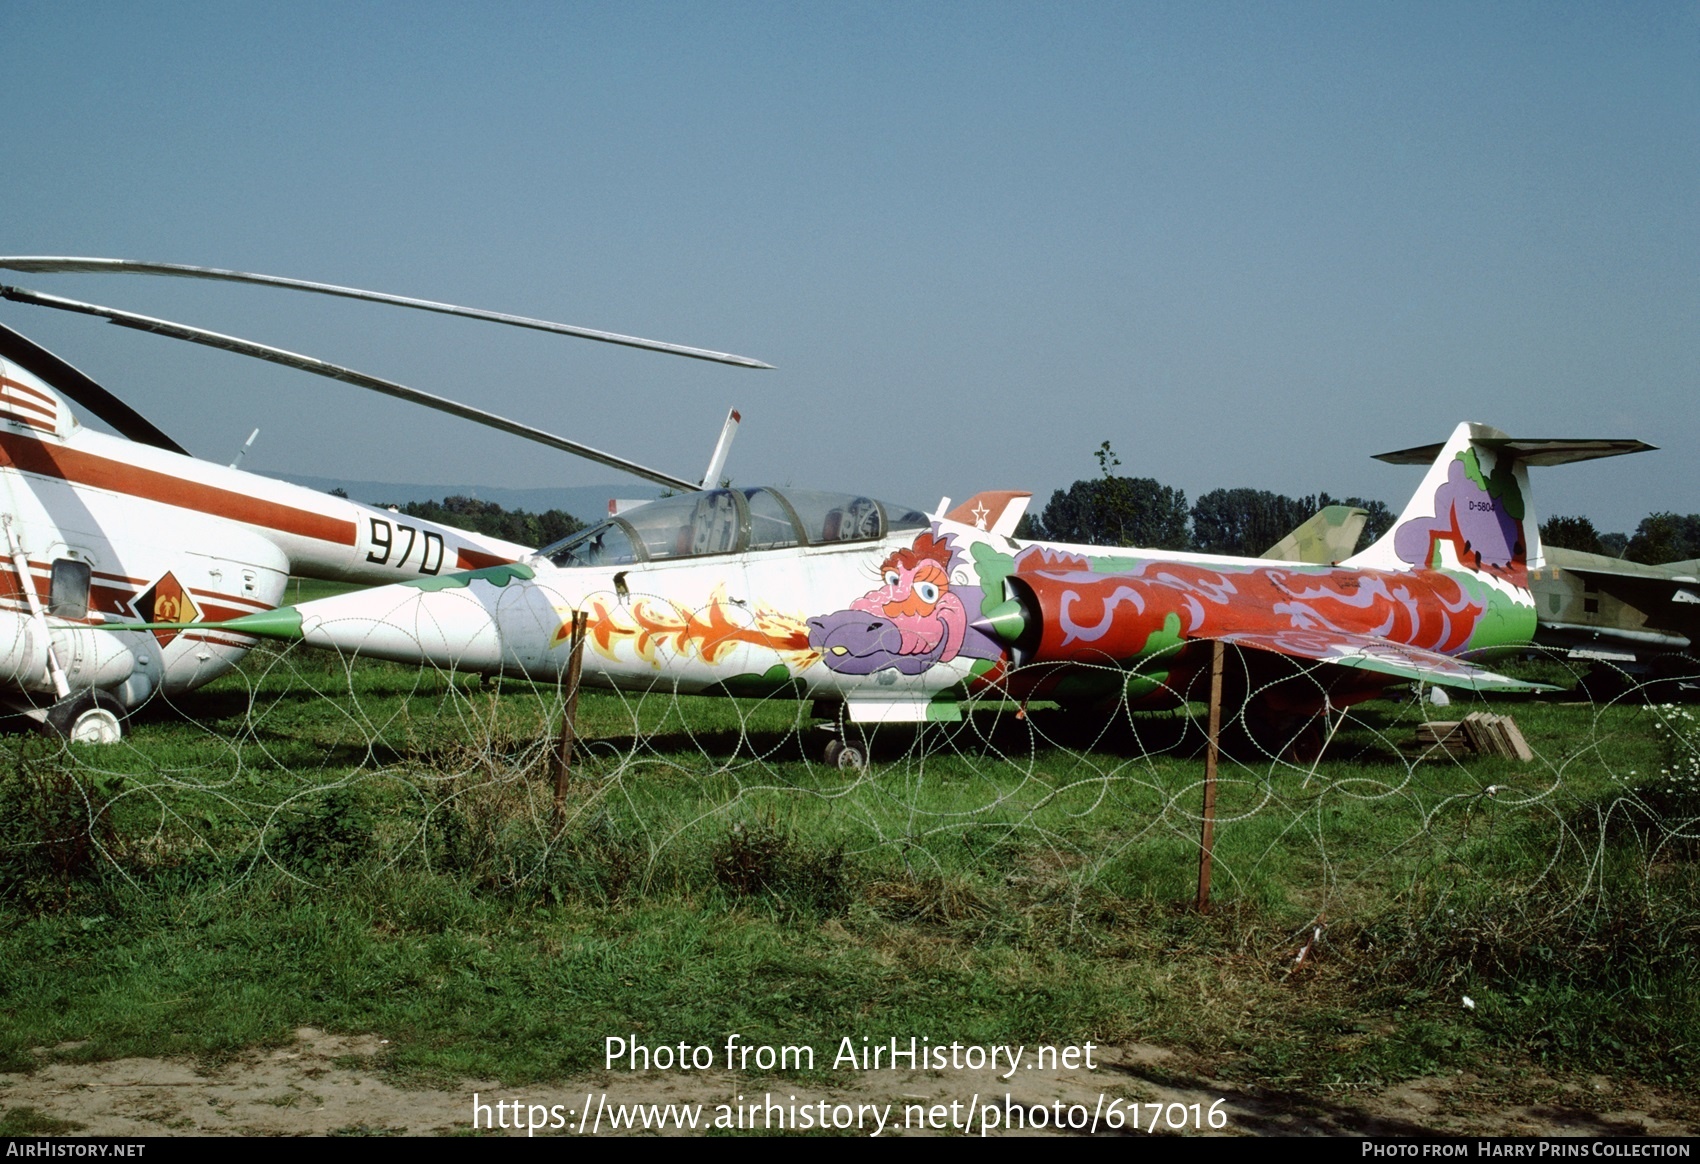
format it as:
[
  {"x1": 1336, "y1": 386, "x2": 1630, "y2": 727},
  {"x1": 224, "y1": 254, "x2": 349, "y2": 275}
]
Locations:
[{"x1": 259, "y1": 473, "x2": 663, "y2": 523}]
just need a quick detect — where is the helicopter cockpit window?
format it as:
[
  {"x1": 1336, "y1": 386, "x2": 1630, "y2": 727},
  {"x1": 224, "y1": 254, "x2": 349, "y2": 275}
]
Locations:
[
  {"x1": 49, "y1": 558, "x2": 91, "y2": 619},
  {"x1": 542, "y1": 521, "x2": 640, "y2": 568}
]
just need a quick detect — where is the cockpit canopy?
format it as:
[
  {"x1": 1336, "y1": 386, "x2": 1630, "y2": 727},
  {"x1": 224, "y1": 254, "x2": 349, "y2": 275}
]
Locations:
[{"x1": 540, "y1": 488, "x2": 929, "y2": 569}]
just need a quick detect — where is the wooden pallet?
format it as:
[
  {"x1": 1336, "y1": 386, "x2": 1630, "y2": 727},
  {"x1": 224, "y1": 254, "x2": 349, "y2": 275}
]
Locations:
[{"x1": 1416, "y1": 712, "x2": 1533, "y2": 761}]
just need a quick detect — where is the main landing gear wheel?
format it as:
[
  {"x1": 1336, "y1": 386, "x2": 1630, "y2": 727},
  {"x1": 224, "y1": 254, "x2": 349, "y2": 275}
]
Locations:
[
  {"x1": 43, "y1": 690, "x2": 125, "y2": 745},
  {"x1": 822, "y1": 737, "x2": 867, "y2": 772}
]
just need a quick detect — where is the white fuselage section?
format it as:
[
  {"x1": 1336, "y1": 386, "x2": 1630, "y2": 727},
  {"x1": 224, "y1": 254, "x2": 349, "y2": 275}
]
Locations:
[
  {"x1": 282, "y1": 523, "x2": 1005, "y2": 724},
  {"x1": 0, "y1": 355, "x2": 533, "y2": 709}
]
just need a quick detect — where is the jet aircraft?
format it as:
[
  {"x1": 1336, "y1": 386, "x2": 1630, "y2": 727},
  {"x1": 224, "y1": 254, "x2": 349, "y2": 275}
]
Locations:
[
  {"x1": 1527, "y1": 547, "x2": 1699, "y2": 695},
  {"x1": 178, "y1": 423, "x2": 1653, "y2": 762}
]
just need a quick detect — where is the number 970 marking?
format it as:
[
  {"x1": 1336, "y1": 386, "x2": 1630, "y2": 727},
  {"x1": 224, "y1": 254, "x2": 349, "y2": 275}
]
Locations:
[{"x1": 365, "y1": 517, "x2": 444, "y2": 574}]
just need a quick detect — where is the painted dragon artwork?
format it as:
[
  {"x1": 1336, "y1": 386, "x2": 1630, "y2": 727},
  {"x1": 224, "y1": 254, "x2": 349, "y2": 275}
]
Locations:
[
  {"x1": 808, "y1": 531, "x2": 1001, "y2": 675},
  {"x1": 805, "y1": 446, "x2": 1534, "y2": 707},
  {"x1": 1393, "y1": 452, "x2": 1528, "y2": 582}
]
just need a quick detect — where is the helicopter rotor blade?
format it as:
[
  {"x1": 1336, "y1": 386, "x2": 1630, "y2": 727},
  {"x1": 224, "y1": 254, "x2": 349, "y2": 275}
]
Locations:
[
  {"x1": 0, "y1": 319, "x2": 188, "y2": 454},
  {"x1": 0, "y1": 284, "x2": 701, "y2": 492},
  {"x1": 0, "y1": 256, "x2": 775, "y2": 370}
]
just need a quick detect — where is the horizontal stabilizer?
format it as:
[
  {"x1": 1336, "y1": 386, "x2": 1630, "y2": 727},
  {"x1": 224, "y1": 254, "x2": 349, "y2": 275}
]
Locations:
[
  {"x1": 1375, "y1": 436, "x2": 1655, "y2": 467},
  {"x1": 1349, "y1": 421, "x2": 1653, "y2": 577}
]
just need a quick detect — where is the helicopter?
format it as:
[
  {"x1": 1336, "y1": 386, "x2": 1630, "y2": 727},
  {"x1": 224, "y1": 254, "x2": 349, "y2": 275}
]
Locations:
[{"x1": 0, "y1": 257, "x2": 765, "y2": 741}]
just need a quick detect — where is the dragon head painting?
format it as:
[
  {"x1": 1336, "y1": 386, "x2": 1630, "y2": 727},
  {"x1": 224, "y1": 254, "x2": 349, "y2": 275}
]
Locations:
[{"x1": 808, "y1": 531, "x2": 971, "y2": 675}]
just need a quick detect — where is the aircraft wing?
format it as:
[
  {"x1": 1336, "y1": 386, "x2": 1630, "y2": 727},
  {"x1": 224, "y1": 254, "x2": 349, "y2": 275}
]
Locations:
[
  {"x1": 1207, "y1": 628, "x2": 1549, "y2": 692},
  {"x1": 1541, "y1": 545, "x2": 1700, "y2": 582}
]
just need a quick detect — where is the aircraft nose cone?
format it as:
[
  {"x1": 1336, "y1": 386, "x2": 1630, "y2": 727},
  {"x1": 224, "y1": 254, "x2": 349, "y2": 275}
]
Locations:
[{"x1": 972, "y1": 597, "x2": 1028, "y2": 646}]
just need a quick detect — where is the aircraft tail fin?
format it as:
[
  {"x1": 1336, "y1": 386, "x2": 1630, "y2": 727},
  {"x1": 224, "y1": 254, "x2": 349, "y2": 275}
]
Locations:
[
  {"x1": 700, "y1": 408, "x2": 740, "y2": 489},
  {"x1": 1261, "y1": 504, "x2": 1368, "y2": 564},
  {"x1": 1343, "y1": 422, "x2": 1654, "y2": 580},
  {"x1": 944, "y1": 491, "x2": 1032, "y2": 537}
]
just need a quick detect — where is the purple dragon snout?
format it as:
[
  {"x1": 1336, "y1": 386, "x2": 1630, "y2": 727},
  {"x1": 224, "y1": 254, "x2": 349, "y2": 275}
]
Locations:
[{"x1": 808, "y1": 611, "x2": 948, "y2": 676}]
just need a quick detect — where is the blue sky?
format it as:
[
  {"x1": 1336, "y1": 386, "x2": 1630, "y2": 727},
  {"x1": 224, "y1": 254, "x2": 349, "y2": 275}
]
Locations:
[{"x1": 3, "y1": 1, "x2": 1695, "y2": 533}]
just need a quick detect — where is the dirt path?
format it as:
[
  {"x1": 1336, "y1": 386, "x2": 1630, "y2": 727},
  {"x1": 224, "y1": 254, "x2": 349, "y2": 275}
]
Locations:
[{"x1": 2, "y1": 1028, "x2": 1693, "y2": 1137}]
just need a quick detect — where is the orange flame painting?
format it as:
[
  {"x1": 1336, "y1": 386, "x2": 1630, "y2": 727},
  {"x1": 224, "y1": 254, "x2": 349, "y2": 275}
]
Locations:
[{"x1": 552, "y1": 584, "x2": 820, "y2": 671}]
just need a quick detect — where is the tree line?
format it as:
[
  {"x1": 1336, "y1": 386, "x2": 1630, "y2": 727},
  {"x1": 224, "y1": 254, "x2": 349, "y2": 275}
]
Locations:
[
  {"x1": 1539, "y1": 513, "x2": 1700, "y2": 564},
  {"x1": 333, "y1": 477, "x2": 1699, "y2": 566},
  {"x1": 1020, "y1": 443, "x2": 1700, "y2": 565},
  {"x1": 1015, "y1": 442, "x2": 1395, "y2": 557},
  {"x1": 331, "y1": 489, "x2": 586, "y2": 549}
]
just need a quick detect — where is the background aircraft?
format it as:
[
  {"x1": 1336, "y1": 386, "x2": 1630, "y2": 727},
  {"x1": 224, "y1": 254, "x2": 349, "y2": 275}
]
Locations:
[
  {"x1": 178, "y1": 422, "x2": 1652, "y2": 763},
  {"x1": 1527, "y1": 548, "x2": 1699, "y2": 695},
  {"x1": 0, "y1": 258, "x2": 766, "y2": 741},
  {"x1": 1258, "y1": 504, "x2": 1370, "y2": 565}
]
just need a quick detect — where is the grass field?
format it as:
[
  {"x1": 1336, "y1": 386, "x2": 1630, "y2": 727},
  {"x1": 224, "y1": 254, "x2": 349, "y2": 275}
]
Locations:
[{"x1": 1, "y1": 624, "x2": 1696, "y2": 1120}]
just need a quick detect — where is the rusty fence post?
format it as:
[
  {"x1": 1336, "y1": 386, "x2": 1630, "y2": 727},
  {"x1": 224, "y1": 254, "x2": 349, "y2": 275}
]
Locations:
[
  {"x1": 551, "y1": 610, "x2": 589, "y2": 821},
  {"x1": 1196, "y1": 640, "x2": 1226, "y2": 913}
]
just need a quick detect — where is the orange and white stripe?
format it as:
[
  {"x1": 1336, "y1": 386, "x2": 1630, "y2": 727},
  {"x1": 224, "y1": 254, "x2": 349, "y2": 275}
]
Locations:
[{"x1": 0, "y1": 373, "x2": 60, "y2": 434}]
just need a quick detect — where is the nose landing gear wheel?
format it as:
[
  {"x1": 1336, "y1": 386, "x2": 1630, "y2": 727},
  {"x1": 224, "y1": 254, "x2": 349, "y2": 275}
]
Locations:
[
  {"x1": 43, "y1": 690, "x2": 126, "y2": 744},
  {"x1": 822, "y1": 737, "x2": 867, "y2": 771}
]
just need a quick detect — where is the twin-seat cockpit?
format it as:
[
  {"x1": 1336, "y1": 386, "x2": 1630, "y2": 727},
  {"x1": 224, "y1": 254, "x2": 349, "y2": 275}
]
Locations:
[{"x1": 540, "y1": 487, "x2": 930, "y2": 569}]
